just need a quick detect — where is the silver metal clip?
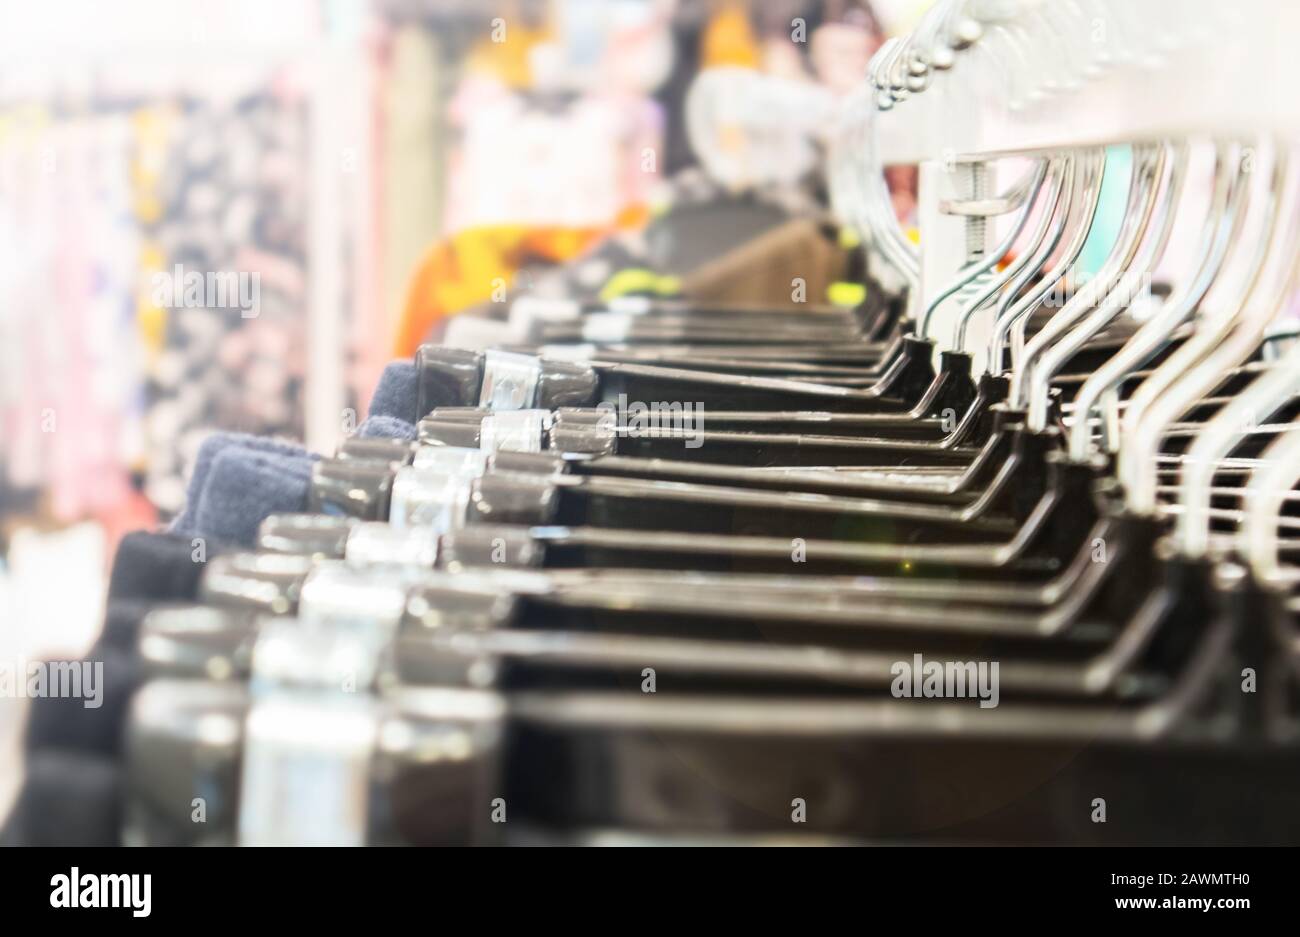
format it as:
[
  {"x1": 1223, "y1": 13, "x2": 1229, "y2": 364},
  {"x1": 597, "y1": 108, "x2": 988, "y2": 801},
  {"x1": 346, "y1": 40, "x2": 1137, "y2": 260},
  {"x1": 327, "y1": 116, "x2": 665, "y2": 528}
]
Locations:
[{"x1": 480, "y1": 350, "x2": 542, "y2": 410}]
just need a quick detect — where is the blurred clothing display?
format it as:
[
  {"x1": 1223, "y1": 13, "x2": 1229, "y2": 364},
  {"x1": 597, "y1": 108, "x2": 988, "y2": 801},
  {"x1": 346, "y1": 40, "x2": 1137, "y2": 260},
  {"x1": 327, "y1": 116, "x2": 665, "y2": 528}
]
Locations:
[
  {"x1": 0, "y1": 108, "x2": 143, "y2": 525},
  {"x1": 0, "y1": 0, "x2": 910, "y2": 541},
  {"x1": 387, "y1": 1, "x2": 672, "y2": 355},
  {"x1": 143, "y1": 94, "x2": 311, "y2": 514},
  {"x1": 389, "y1": 0, "x2": 904, "y2": 354}
]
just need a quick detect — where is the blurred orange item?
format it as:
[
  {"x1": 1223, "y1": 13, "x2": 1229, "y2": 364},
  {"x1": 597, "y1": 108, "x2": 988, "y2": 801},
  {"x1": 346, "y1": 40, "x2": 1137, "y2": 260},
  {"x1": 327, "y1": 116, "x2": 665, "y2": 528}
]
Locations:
[
  {"x1": 701, "y1": 2, "x2": 761, "y2": 69},
  {"x1": 463, "y1": 10, "x2": 552, "y2": 88},
  {"x1": 394, "y1": 224, "x2": 608, "y2": 357}
]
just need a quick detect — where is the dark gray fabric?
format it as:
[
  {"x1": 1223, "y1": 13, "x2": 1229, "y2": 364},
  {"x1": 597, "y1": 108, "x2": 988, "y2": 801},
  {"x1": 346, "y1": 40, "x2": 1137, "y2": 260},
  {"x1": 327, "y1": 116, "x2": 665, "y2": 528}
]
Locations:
[
  {"x1": 0, "y1": 752, "x2": 122, "y2": 846},
  {"x1": 108, "y1": 530, "x2": 233, "y2": 603}
]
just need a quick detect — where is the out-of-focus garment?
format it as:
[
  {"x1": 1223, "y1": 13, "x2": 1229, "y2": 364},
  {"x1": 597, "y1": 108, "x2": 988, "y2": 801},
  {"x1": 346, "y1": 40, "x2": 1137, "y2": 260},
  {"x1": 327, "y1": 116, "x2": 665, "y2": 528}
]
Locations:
[
  {"x1": 701, "y1": 2, "x2": 762, "y2": 69},
  {"x1": 143, "y1": 93, "x2": 311, "y2": 515},
  {"x1": 0, "y1": 109, "x2": 140, "y2": 524},
  {"x1": 394, "y1": 69, "x2": 663, "y2": 356},
  {"x1": 443, "y1": 82, "x2": 661, "y2": 234},
  {"x1": 394, "y1": 224, "x2": 611, "y2": 357}
]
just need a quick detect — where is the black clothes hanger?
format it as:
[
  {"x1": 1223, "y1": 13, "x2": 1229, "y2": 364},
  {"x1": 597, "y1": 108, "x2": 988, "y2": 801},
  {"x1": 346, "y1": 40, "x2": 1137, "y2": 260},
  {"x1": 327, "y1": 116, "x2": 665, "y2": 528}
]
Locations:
[{"x1": 414, "y1": 343, "x2": 939, "y2": 417}]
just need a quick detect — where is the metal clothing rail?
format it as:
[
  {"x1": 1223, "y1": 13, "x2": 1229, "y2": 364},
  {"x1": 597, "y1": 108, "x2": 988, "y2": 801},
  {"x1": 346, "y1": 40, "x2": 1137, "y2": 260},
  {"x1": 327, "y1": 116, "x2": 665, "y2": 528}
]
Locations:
[
  {"x1": 852, "y1": 0, "x2": 1300, "y2": 374},
  {"x1": 874, "y1": 0, "x2": 1300, "y2": 165}
]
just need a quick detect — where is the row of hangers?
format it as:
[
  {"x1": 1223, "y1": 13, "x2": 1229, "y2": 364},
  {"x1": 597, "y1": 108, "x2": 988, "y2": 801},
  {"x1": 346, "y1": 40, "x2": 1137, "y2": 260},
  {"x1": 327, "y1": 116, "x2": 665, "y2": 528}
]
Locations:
[{"x1": 119, "y1": 2, "x2": 1300, "y2": 845}]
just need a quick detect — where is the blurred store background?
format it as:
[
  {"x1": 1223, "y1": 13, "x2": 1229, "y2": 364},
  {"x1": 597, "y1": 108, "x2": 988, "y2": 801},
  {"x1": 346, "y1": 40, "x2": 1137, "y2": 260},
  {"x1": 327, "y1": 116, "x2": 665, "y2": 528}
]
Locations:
[{"x1": 0, "y1": 0, "x2": 926, "y2": 809}]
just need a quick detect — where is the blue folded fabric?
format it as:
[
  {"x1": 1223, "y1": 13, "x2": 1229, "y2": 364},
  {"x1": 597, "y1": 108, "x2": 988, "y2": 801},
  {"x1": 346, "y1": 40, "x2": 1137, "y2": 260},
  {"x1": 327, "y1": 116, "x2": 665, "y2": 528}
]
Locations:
[
  {"x1": 357, "y1": 415, "x2": 418, "y2": 441},
  {"x1": 368, "y1": 361, "x2": 418, "y2": 424},
  {"x1": 172, "y1": 432, "x2": 311, "y2": 534},
  {"x1": 192, "y1": 448, "x2": 314, "y2": 547}
]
